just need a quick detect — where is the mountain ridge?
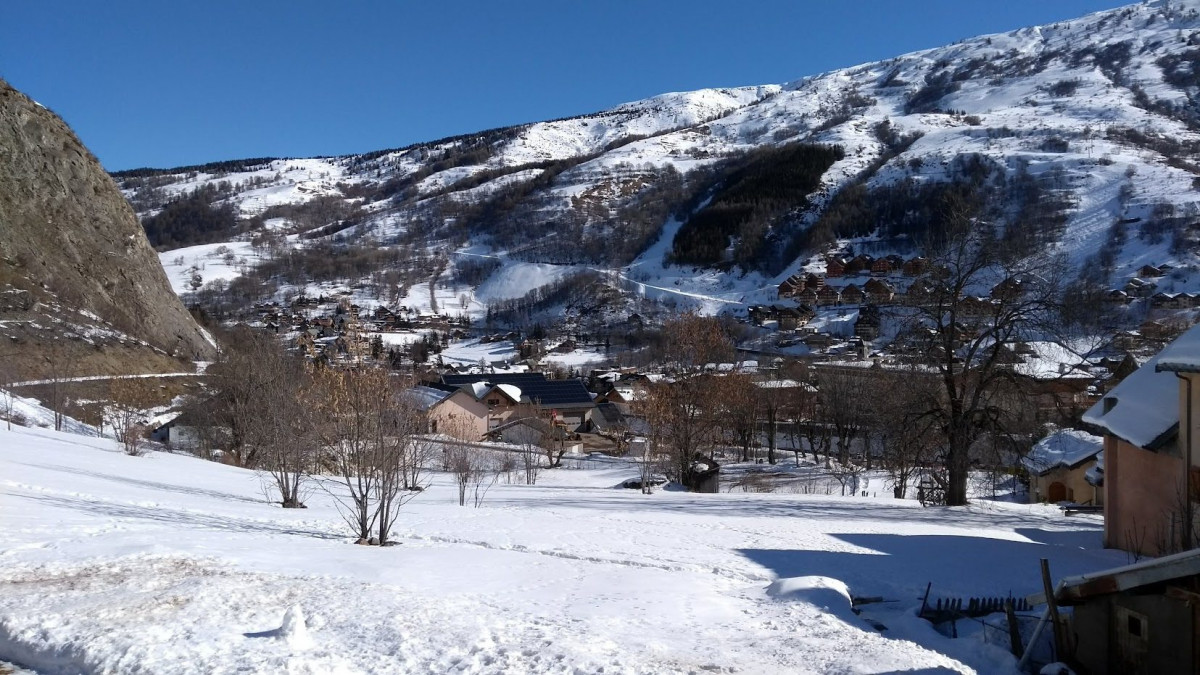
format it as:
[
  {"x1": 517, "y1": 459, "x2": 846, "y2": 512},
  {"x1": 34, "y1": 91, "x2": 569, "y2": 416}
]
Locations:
[{"x1": 118, "y1": 0, "x2": 1200, "y2": 329}]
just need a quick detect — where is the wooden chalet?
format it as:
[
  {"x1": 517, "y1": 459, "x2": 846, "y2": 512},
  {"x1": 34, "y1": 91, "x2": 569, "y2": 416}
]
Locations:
[
  {"x1": 825, "y1": 257, "x2": 846, "y2": 278},
  {"x1": 959, "y1": 295, "x2": 995, "y2": 319},
  {"x1": 901, "y1": 256, "x2": 928, "y2": 277},
  {"x1": 863, "y1": 278, "x2": 894, "y2": 304},
  {"x1": 844, "y1": 254, "x2": 874, "y2": 276},
  {"x1": 1125, "y1": 278, "x2": 1155, "y2": 298},
  {"x1": 990, "y1": 277, "x2": 1024, "y2": 302},
  {"x1": 840, "y1": 284, "x2": 865, "y2": 305},
  {"x1": 870, "y1": 256, "x2": 899, "y2": 275},
  {"x1": 816, "y1": 286, "x2": 841, "y2": 306},
  {"x1": 778, "y1": 274, "x2": 806, "y2": 298},
  {"x1": 854, "y1": 305, "x2": 882, "y2": 340}
]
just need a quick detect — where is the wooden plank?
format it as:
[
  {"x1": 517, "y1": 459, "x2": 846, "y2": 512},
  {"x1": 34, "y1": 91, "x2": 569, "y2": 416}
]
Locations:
[
  {"x1": 1166, "y1": 584, "x2": 1200, "y2": 606},
  {"x1": 1005, "y1": 599, "x2": 1023, "y2": 657},
  {"x1": 1042, "y1": 558, "x2": 1069, "y2": 662}
]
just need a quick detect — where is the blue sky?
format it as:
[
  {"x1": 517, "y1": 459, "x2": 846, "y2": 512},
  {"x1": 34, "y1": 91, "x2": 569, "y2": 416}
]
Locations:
[{"x1": 1, "y1": 1, "x2": 1129, "y2": 171}]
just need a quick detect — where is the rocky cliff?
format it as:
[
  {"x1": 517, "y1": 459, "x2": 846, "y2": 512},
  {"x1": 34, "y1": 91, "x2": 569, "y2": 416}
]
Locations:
[{"x1": 0, "y1": 78, "x2": 215, "y2": 379}]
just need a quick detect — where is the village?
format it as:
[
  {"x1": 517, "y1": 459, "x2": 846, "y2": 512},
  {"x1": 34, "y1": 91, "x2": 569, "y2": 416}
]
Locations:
[
  {"x1": 101, "y1": 238, "x2": 1200, "y2": 673},
  {"x1": 12, "y1": 0, "x2": 1200, "y2": 671}
]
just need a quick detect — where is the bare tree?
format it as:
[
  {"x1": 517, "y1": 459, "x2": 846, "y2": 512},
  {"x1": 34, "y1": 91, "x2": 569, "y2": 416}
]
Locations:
[
  {"x1": 374, "y1": 388, "x2": 427, "y2": 543},
  {"x1": 636, "y1": 314, "x2": 734, "y2": 490},
  {"x1": 205, "y1": 327, "x2": 315, "y2": 506},
  {"x1": 759, "y1": 381, "x2": 783, "y2": 465},
  {"x1": 518, "y1": 435, "x2": 542, "y2": 485},
  {"x1": 639, "y1": 377, "x2": 721, "y2": 488},
  {"x1": 316, "y1": 368, "x2": 392, "y2": 540},
  {"x1": 900, "y1": 217, "x2": 1065, "y2": 506},
  {"x1": 863, "y1": 369, "x2": 939, "y2": 499},
  {"x1": 41, "y1": 342, "x2": 75, "y2": 432},
  {"x1": 105, "y1": 378, "x2": 158, "y2": 457},
  {"x1": 447, "y1": 444, "x2": 501, "y2": 507},
  {"x1": 401, "y1": 432, "x2": 437, "y2": 492},
  {"x1": 721, "y1": 373, "x2": 760, "y2": 463},
  {"x1": 793, "y1": 382, "x2": 828, "y2": 465},
  {"x1": 815, "y1": 367, "x2": 867, "y2": 466}
]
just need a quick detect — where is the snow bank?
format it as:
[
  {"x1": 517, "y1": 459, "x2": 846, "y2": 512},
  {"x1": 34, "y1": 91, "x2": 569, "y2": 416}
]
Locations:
[{"x1": 767, "y1": 576, "x2": 855, "y2": 620}]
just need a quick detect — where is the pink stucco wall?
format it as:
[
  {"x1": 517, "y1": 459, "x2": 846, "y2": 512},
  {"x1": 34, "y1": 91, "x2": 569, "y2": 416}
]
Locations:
[{"x1": 1105, "y1": 435, "x2": 1187, "y2": 556}]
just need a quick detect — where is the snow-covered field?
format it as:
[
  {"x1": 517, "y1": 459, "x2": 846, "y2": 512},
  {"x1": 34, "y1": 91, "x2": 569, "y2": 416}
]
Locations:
[{"x1": 0, "y1": 424, "x2": 1128, "y2": 674}]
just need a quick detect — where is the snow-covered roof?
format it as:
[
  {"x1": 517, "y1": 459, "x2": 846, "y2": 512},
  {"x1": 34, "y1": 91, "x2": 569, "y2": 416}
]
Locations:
[
  {"x1": 755, "y1": 379, "x2": 817, "y2": 392},
  {"x1": 1156, "y1": 332, "x2": 1200, "y2": 374},
  {"x1": 494, "y1": 383, "x2": 522, "y2": 402},
  {"x1": 1013, "y1": 341, "x2": 1092, "y2": 380},
  {"x1": 1022, "y1": 429, "x2": 1103, "y2": 476},
  {"x1": 613, "y1": 387, "x2": 643, "y2": 401},
  {"x1": 467, "y1": 381, "x2": 490, "y2": 399},
  {"x1": 405, "y1": 386, "x2": 451, "y2": 412},
  {"x1": 460, "y1": 381, "x2": 522, "y2": 403},
  {"x1": 1083, "y1": 322, "x2": 1200, "y2": 449}
]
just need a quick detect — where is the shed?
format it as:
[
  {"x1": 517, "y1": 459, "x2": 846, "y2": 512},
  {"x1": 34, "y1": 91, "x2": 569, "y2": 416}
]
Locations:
[
  {"x1": 1023, "y1": 428, "x2": 1104, "y2": 505},
  {"x1": 1052, "y1": 548, "x2": 1200, "y2": 675}
]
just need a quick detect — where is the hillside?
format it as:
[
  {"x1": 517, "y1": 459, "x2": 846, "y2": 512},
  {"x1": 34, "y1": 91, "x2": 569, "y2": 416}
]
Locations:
[
  {"x1": 0, "y1": 78, "x2": 216, "y2": 380},
  {"x1": 119, "y1": 1, "x2": 1200, "y2": 330}
]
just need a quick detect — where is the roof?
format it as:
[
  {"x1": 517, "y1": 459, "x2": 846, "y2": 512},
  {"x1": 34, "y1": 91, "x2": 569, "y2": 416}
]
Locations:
[
  {"x1": 755, "y1": 378, "x2": 817, "y2": 392},
  {"x1": 405, "y1": 385, "x2": 452, "y2": 412},
  {"x1": 1012, "y1": 341, "x2": 1092, "y2": 380},
  {"x1": 443, "y1": 372, "x2": 594, "y2": 408},
  {"x1": 494, "y1": 383, "x2": 523, "y2": 402},
  {"x1": 485, "y1": 415, "x2": 563, "y2": 440},
  {"x1": 442, "y1": 373, "x2": 549, "y2": 387},
  {"x1": 1083, "y1": 322, "x2": 1200, "y2": 450},
  {"x1": 458, "y1": 381, "x2": 522, "y2": 404},
  {"x1": 1156, "y1": 328, "x2": 1200, "y2": 373},
  {"x1": 1022, "y1": 429, "x2": 1103, "y2": 476},
  {"x1": 592, "y1": 402, "x2": 625, "y2": 430},
  {"x1": 1051, "y1": 547, "x2": 1200, "y2": 605}
]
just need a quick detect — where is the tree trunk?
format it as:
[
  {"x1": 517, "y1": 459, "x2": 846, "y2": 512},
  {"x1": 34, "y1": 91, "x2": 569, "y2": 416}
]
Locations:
[
  {"x1": 837, "y1": 433, "x2": 851, "y2": 466},
  {"x1": 766, "y1": 409, "x2": 777, "y2": 465},
  {"x1": 946, "y1": 427, "x2": 971, "y2": 506}
]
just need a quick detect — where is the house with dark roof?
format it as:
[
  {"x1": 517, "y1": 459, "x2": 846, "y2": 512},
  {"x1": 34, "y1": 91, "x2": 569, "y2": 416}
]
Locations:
[{"x1": 438, "y1": 373, "x2": 596, "y2": 433}]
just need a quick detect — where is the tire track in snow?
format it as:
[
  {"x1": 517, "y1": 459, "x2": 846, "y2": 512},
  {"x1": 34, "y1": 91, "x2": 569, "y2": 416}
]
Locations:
[{"x1": 398, "y1": 531, "x2": 772, "y2": 585}]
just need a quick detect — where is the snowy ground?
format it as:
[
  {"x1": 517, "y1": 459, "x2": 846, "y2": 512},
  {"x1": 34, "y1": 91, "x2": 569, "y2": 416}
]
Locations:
[{"x1": 1, "y1": 425, "x2": 1129, "y2": 674}]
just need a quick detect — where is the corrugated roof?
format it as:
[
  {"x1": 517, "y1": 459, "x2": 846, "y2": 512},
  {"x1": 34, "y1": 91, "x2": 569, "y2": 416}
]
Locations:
[{"x1": 1051, "y1": 547, "x2": 1200, "y2": 605}]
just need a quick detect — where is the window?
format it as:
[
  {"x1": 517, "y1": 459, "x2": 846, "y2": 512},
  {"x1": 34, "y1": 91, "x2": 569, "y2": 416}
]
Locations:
[{"x1": 1127, "y1": 614, "x2": 1142, "y2": 638}]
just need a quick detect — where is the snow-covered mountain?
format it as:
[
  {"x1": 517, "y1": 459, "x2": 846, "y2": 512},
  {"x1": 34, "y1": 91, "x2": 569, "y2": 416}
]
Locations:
[{"x1": 119, "y1": 0, "x2": 1200, "y2": 323}]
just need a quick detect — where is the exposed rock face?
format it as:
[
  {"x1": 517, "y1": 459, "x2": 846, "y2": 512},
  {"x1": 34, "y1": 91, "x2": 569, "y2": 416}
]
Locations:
[{"x1": 0, "y1": 78, "x2": 215, "y2": 373}]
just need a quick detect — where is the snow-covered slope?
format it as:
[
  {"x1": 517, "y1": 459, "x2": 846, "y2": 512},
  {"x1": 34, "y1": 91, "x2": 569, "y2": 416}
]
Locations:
[
  {"x1": 1, "y1": 424, "x2": 1127, "y2": 673},
  {"x1": 124, "y1": 0, "x2": 1200, "y2": 318}
]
